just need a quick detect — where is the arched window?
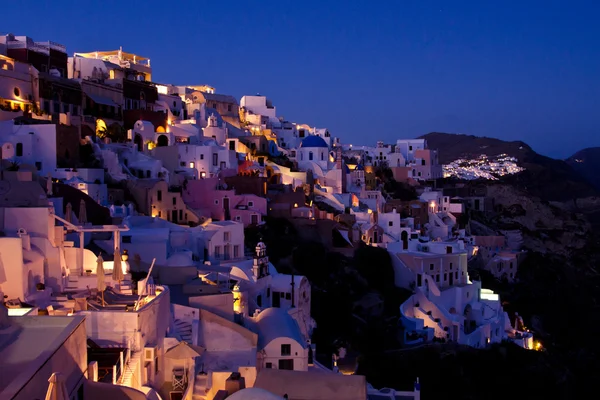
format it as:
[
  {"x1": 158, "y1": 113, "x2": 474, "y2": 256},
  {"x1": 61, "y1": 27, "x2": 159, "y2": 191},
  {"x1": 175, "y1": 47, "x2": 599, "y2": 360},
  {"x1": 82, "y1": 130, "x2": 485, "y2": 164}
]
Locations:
[
  {"x1": 16, "y1": 142, "x2": 23, "y2": 157},
  {"x1": 300, "y1": 153, "x2": 303, "y2": 161},
  {"x1": 309, "y1": 151, "x2": 313, "y2": 161},
  {"x1": 320, "y1": 152, "x2": 324, "y2": 161}
]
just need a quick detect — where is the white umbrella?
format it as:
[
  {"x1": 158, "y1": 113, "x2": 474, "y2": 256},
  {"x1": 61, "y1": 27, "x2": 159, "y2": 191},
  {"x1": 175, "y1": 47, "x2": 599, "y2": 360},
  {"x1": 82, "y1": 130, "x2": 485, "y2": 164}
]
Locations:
[
  {"x1": 65, "y1": 203, "x2": 72, "y2": 223},
  {"x1": 97, "y1": 254, "x2": 106, "y2": 305},
  {"x1": 79, "y1": 199, "x2": 87, "y2": 225},
  {"x1": 112, "y1": 248, "x2": 124, "y2": 283},
  {"x1": 165, "y1": 341, "x2": 205, "y2": 360},
  {"x1": 45, "y1": 372, "x2": 69, "y2": 400},
  {"x1": 165, "y1": 341, "x2": 205, "y2": 377}
]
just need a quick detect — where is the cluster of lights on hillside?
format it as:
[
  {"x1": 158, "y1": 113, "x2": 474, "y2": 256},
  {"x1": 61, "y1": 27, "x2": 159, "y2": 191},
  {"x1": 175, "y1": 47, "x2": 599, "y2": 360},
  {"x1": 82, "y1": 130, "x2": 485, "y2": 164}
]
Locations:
[{"x1": 443, "y1": 154, "x2": 525, "y2": 180}]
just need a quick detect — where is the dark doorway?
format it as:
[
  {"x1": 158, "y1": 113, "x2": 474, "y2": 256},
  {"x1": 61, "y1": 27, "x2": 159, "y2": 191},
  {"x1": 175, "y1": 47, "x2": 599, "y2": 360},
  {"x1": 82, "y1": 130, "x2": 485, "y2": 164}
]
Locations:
[
  {"x1": 223, "y1": 197, "x2": 230, "y2": 211},
  {"x1": 134, "y1": 134, "x2": 143, "y2": 152},
  {"x1": 278, "y1": 359, "x2": 294, "y2": 370},
  {"x1": 449, "y1": 272, "x2": 454, "y2": 286},
  {"x1": 474, "y1": 199, "x2": 481, "y2": 211},
  {"x1": 171, "y1": 210, "x2": 178, "y2": 223},
  {"x1": 157, "y1": 134, "x2": 169, "y2": 147},
  {"x1": 251, "y1": 214, "x2": 259, "y2": 225},
  {"x1": 401, "y1": 231, "x2": 408, "y2": 250},
  {"x1": 272, "y1": 292, "x2": 281, "y2": 308}
]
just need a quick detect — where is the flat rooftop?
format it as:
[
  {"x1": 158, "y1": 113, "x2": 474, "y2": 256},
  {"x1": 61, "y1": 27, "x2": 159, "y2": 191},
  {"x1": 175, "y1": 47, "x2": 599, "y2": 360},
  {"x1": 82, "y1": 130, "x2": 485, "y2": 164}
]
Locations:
[{"x1": 0, "y1": 315, "x2": 85, "y2": 397}]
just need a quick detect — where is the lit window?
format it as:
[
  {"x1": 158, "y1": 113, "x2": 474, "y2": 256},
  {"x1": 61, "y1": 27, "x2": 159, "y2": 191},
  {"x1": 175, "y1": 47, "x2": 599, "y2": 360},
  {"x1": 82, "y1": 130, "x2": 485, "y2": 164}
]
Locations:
[{"x1": 189, "y1": 162, "x2": 195, "y2": 168}]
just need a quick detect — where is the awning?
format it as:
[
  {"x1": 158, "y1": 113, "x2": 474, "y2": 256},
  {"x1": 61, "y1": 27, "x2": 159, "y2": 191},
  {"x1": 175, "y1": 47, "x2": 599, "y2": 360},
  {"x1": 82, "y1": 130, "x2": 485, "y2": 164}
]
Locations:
[{"x1": 86, "y1": 93, "x2": 118, "y2": 107}]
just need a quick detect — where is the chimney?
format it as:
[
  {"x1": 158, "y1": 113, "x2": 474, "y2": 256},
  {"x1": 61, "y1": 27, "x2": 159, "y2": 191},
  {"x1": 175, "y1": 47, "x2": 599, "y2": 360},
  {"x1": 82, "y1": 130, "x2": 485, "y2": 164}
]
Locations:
[{"x1": 18, "y1": 229, "x2": 31, "y2": 251}]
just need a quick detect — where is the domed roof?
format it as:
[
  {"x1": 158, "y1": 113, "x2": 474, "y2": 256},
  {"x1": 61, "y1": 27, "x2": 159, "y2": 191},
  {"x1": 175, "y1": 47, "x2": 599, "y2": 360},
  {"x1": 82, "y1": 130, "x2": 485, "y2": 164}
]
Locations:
[
  {"x1": 226, "y1": 388, "x2": 283, "y2": 400},
  {"x1": 300, "y1": 136, "x2": 328, "y2": 148}
]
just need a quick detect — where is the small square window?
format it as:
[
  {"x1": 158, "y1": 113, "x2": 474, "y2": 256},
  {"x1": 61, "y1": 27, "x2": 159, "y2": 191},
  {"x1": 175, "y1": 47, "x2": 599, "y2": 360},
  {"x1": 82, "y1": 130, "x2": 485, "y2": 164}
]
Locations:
[
  {"x1": 248, "y1": 201, "x2": 254, "y2": 207},
  {"x1": 388, "y1": 221, "x2": 393, "y2": 227},
  {"x1": 266, "y1": 362, "x2": 272, "y2": 369},
  {"x1": 122, "y1": 236, "x2": 132, "y2": 243}
]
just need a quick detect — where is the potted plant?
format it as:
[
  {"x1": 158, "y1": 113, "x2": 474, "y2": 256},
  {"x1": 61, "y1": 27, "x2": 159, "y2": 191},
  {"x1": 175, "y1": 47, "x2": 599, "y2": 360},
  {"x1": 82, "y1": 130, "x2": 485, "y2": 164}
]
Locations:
[{"x1": 85, "y1": 269, "x2": 92, "y2": 276}]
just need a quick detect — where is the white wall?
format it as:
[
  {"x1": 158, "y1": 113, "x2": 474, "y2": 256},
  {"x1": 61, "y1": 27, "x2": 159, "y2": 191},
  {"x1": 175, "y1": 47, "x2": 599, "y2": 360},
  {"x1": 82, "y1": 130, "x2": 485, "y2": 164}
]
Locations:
[
  {"x1": 189, "y1": 293, "x2": 234, "y2": 322},
  {"x1": 261, "y1": 338, "x2": 307, "y2": 371},
  {"x1": 0, "y1": 237, "x2": 26, "y2": 300},
  {"x1": 378, "y1": 210, "x2": 401, "y2": 240},
  {"x1": 0, "y1": 120, "x2": 57, "y2": 174},
  {"x1": 197, "y1": 315, "x2": 255, "y2": 352}
]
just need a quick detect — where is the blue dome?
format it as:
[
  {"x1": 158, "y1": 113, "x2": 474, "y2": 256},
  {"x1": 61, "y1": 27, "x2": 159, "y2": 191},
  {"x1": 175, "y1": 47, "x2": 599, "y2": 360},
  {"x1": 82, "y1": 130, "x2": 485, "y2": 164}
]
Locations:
[{"x1": 300, "y1": 135, "x2": 328, "y2": 148}]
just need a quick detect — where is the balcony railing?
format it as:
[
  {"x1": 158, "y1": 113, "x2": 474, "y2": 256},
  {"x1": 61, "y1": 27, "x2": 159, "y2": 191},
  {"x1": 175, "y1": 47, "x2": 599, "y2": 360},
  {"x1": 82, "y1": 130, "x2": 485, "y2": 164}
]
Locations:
[{"x1": 35, "y1": 40, "x2": 67, "y2": 53}]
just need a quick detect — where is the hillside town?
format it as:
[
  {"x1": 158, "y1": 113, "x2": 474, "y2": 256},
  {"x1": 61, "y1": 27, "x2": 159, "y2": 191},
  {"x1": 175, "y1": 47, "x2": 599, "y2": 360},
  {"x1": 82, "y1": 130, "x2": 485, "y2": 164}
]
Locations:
[{"x1": 0, "y1": 34, "x2": 538, "y2": 400}]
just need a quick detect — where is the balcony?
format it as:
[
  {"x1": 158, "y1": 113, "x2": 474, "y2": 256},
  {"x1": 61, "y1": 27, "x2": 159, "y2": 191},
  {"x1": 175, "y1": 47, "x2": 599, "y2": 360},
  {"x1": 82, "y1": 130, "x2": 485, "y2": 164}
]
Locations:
[{"x1": 35, "y1": 40, "x2": 67, "y2": 53}]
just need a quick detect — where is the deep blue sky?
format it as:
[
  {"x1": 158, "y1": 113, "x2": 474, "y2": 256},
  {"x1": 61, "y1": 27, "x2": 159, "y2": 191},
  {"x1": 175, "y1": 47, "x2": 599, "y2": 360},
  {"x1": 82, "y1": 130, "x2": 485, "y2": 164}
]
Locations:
[{"x1": 3, "y1": 0, "x2": 599, "y2": 158}]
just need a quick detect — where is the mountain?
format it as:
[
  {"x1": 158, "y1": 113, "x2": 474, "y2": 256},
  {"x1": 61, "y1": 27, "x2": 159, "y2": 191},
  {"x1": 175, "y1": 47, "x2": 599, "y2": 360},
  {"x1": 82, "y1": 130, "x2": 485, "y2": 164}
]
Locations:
[
  {"x1": 420, "y1": 132, "x2": 598, "y2": 202},
  {"x1": 566, "y1": 147, "x2": 600, "y2": 190}
]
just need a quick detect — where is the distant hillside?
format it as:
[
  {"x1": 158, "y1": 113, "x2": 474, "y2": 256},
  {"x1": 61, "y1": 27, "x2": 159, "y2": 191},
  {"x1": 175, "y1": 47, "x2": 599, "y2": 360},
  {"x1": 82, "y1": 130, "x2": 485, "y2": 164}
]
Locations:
[
  {"x1": 421, "y1": 132, "x2": 598, "y2": 201},
  {"x1": 566, "y1": 147, "x2": 600, "y2": 190}
]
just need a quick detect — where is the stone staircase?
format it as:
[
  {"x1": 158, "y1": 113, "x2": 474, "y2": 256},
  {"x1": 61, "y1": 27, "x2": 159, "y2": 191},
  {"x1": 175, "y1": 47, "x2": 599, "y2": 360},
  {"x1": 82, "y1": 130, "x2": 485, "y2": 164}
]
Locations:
[
  {"x1": 119, "y1": 351, "x2": 142, "y2": 388},
  {"x1": 118, "y1": 274, "x2": 134, "y2": 295},
  {"x1": 174, "y1": 319, "x2": 193, "y2": 344}
]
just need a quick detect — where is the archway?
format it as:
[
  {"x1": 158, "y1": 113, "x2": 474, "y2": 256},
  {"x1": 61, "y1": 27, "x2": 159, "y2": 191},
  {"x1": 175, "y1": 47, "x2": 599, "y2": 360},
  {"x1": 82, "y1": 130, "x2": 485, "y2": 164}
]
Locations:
[
  {"x1": 401, "y1": 230, "x2": 408, "y2": 250},
  {"x1": 134, "y1": 134, "x2": 143, "y2": 152},
  {"x1": 156, "y1": 134, "x2": 169, "y2": 147}
]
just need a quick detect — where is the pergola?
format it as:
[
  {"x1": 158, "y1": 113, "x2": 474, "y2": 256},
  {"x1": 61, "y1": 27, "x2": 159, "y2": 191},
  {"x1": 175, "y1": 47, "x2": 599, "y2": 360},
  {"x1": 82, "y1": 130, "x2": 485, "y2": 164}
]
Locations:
[{"x1": 52, "y1": 213, "x2": 130, "y2": 276}]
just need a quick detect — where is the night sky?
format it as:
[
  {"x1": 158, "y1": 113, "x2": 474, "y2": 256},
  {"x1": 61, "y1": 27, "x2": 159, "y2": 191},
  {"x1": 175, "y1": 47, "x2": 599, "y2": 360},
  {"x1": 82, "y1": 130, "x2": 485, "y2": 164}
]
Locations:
[{"x1": 2, "y1": 0, "x2": 599, "y2": 158}]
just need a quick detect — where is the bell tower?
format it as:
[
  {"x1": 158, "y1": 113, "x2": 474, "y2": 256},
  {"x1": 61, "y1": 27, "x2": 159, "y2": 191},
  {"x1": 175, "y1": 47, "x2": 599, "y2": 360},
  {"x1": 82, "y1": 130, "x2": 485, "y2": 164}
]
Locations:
[{"x1": 253, "y1": 242, "x2": 269, "y2": 279}]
